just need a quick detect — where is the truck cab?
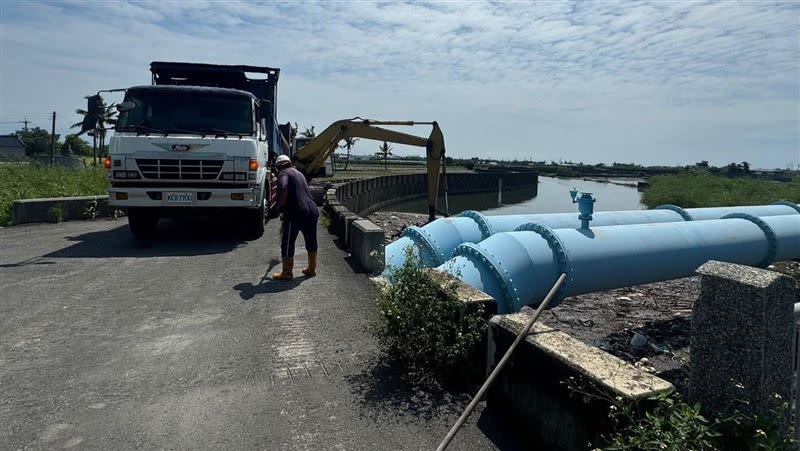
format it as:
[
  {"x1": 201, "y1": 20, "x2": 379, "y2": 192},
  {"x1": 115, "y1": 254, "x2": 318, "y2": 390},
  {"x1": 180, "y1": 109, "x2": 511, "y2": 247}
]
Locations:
[{"x1": 107, "y1": 62, "x2": 288, "y2": 239}]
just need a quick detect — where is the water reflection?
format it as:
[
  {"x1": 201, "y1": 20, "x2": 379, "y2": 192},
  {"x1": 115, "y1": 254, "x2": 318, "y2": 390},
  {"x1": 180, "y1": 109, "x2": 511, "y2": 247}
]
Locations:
[{"x1": 382, "y1": 176, "x2": 644, "y2": 215}]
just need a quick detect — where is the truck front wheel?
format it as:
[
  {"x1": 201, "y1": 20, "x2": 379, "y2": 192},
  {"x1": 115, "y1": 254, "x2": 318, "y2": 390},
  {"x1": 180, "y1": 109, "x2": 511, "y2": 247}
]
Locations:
[
  {"x1": 128, "y1": 208, "x2": 159, "y2": 239},
  {"x1": 245, "y1": 191, "x2": 267, "y2": 240}
]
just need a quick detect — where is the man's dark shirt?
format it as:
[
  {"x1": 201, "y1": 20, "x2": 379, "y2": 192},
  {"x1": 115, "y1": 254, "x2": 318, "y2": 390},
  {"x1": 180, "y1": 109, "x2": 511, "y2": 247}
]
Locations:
[{"x1": 277, "y1": 167, "x2": 318, "y2": 221}]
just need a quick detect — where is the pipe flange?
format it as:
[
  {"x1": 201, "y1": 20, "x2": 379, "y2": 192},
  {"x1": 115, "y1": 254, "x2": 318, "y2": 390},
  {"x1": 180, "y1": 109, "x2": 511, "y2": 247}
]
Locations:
[
  {"x1": 515, "y1": 222, "x2": 572, "y2": 306},
  {"x1": 655, "y1": 204, "x2": 693, "y2": 221},
  {"x1": 721, "y1": 213, "x2": 777, "y2": 267},
  {"x1": 458, "y1": 210, "x2": 495, "y2": 240},
  {"x1": 771, "y1": 201, "x2": 800, "y2": 214},
  {"x1": 453, "y1": 243, "x2": 519, "y2": 313},
  {"x1": 402, "y1": 226, "x2": 446, "y2": 266}
]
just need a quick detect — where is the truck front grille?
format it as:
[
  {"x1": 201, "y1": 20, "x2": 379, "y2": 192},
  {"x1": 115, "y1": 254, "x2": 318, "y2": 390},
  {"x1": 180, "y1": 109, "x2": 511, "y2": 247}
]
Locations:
[{"x1": 135, "y1": 159, "x2": 224, "y2": 180}]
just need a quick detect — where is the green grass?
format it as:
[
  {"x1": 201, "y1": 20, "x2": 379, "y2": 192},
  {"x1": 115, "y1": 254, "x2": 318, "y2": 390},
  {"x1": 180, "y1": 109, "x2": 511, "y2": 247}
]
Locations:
[
  {"x1": 0, "y1": 164, "x2": 108, "y2": 226},
  {"x1": 641, "y1": 173, "x2": 800, "y2": 208}
]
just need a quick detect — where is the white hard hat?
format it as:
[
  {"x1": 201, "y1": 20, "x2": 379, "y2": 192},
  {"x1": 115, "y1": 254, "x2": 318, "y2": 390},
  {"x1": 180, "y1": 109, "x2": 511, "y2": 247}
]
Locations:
[{"x1": 276, "y1": 155, "x2": 291, "y2": 167}]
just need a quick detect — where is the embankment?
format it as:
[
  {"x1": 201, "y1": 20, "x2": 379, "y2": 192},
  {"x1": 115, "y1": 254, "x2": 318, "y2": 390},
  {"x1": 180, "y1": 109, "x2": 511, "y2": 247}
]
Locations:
[{"x1": 323, "y1": 171, "x2": 538, "y2": 272}]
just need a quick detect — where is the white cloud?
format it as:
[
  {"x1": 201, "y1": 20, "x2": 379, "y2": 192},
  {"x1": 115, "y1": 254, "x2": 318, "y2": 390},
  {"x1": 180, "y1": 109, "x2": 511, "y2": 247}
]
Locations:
[{"x1": 0, "y1": 0, "x2": 797, "y2": 168}]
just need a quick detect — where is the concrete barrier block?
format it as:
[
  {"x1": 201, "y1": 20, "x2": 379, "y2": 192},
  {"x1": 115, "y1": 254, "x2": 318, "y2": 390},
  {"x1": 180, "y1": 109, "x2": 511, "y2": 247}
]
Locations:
[
  {"x1": 422, "y1": 269, "x2": 497, "y2": 317},
  {"x1": 336, "y1": 211, "x2": 360, "y2": 246},
  {"x1": 487, "y1": 311, "x2": 673, "y2": 450},
  {"x1": 350, "y1": 219, "x2": 385, "y2": 273},
  {"x1": 12, "y1": 195, "x2": 111, "y2": 225},
  {"x1": 691, "y1": 261, "x2": 794, "y2": 423},
  {"x1": 329, "y1": 205, "x2": 348, "y2": 226}
]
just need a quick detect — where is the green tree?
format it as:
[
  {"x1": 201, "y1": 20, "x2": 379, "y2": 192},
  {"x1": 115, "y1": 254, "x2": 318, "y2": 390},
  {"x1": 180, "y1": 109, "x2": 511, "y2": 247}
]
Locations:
[
  {"x1": 299, "y1": 125, "x2": 315, "y2": 138},
  {"x1": 72, "y1": 95, "x2": 117, "y2": 164},
  {"x1": 375, "y1": 141, "x2": 393, "y2": 170},
  {"x1": 339, "y1": 136, "x2": 358, "y2": 170},
  {"x1": 61, "y1": 134, "x2": 92, "y2": 156},
  {"x1": 740, "y1": 161, "x2": 750, "y2": 174},
  {"x1": 15, "y1": 127, "x2": 59, "y2": 156}
]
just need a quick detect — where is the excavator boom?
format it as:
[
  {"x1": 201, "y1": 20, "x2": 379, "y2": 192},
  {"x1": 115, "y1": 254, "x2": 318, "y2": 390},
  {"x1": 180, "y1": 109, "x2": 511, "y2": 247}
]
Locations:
[{"x1": 293, "y1": 119, "x2": 445, "y2": 221}]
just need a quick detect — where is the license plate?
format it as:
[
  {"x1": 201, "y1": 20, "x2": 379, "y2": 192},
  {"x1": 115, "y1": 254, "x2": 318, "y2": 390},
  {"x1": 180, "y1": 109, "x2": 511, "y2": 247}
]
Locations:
[{"x1": 166, "y1": 192, "x2": 193, "y2": 203}]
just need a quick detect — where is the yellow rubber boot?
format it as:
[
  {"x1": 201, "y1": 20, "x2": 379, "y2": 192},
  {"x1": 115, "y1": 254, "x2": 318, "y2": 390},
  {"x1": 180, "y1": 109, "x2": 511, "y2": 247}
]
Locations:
[
  {"x1": 272, "y1": 257, "x2": 294, "y2": 280},
  {"x1": 302, "y1": 252, "x2": 317, "y2": 277}
]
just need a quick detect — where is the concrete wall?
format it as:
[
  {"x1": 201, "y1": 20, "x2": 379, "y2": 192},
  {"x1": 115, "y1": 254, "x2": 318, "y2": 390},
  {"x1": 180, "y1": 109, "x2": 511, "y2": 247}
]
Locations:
[
  {"x1": 333, "y1": 172, "x2": 538, "y2": 217},
  {"x1": 12, "y1": 195, "x2": 113, "y2": 225},
  {"x1": 323, "y1": 172, "x2": 538, "y2": 273},
  {"x1": 487, "y1": 312, "x2": 673, "y2": 451}
]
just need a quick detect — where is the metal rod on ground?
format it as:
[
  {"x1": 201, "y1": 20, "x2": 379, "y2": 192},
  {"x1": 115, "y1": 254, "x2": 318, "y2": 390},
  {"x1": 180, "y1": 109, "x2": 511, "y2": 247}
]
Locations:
[
  {"x1": 794, "y1": 303, "x2": 800, "y2": 442},
  {"x1": 435, "y1": 272, "x2": 568, "y2": 451}
]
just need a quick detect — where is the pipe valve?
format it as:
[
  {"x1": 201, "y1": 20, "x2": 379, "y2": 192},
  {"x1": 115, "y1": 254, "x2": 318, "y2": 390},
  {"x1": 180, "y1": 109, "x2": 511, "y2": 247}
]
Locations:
[{"x1": 570, "y1": 188, "x2": 596, "y2": 229}]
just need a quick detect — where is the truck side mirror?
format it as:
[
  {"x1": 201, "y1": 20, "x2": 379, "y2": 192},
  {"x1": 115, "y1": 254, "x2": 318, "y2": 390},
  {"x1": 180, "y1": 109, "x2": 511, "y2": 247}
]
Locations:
[{"x1": 116, "y1": 101, "x2": 135, "y2": 112}]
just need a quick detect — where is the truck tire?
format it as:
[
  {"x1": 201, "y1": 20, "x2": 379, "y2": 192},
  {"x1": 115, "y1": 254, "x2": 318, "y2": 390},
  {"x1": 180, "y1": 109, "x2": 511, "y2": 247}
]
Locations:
[
  {"x1": 128, "y1": 208, "x2": 159, "y2": 239},
  {"x1": 246, "y1": 191, "x2": 267, "y2": 239}
]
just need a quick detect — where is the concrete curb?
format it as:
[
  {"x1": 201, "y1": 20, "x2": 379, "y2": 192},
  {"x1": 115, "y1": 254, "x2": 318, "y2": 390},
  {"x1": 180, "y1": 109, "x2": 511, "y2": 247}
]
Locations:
[{"x1": 12, "y1": 195, "x2": 113, "y2": 225}]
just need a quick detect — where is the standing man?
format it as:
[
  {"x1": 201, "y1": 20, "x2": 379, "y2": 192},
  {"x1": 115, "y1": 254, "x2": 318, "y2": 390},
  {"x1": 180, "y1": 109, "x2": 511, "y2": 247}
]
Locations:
[{"x1": 272, "y1": 155, "x2": 319, "y2": 280}]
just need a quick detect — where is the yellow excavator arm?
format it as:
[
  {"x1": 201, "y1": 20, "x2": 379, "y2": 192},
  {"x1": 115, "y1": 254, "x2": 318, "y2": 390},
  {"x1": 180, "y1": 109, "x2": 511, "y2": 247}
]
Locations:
[{"x1": 293, "y1": 119, "x2": 446, "y2": 221}]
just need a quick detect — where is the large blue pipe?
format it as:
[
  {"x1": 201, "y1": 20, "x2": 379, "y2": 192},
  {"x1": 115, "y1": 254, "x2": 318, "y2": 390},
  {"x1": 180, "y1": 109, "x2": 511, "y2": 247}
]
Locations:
[
  {"x1": 385, "y1": 202, "x2": 800, "y2": 271},
  {"x1": 435, "y1": 214, "x2": 800, "y2": 314}
]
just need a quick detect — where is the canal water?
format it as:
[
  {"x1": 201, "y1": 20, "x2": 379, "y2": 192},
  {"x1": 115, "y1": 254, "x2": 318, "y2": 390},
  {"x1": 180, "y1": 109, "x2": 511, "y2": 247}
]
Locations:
[{"x1": 382, "y1": 176, "x2": 645, "y2": 215}]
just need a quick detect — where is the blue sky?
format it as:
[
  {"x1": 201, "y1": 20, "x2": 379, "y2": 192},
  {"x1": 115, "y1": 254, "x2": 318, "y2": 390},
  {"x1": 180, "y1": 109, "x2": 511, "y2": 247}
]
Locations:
[{"x1": 1, "y1": 0, "x2": 798, "y2": 169}]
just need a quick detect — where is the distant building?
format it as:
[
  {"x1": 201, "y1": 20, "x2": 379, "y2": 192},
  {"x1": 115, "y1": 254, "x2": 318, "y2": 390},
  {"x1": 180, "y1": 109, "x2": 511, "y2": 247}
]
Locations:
[{"x1": 0, "y1": 135, "x2": 29, "y2": 162}]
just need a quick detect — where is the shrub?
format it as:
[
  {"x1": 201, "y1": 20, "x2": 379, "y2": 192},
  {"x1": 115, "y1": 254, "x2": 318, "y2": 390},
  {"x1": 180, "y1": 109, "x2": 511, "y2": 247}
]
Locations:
[
  {"x1": 370, "y1": 248, "x2": 487, "y2": 381},
  {"x1": 605, "y1": 394, "x2": 721, "y2": 451},
  {"x1": 603, "y1": 392, "x2": 795, "y2": 451}
]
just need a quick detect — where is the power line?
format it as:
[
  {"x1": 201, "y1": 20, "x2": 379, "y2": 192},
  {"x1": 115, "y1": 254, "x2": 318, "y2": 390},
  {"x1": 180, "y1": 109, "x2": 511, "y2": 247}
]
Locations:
[{"x1": 0, "y1": 118, "x2": 32, "y2": 130}]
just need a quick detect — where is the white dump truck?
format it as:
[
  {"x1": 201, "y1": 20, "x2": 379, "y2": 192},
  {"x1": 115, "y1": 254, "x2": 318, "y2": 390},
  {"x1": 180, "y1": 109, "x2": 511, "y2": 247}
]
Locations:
[{"x1": 106, "y1": 62, "x2": 292, "y2": 239}]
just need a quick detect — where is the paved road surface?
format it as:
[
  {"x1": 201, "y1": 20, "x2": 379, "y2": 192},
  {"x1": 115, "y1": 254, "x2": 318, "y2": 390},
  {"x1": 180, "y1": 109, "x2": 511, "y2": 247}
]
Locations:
[{"x1": 0, "y1": 217, "x2": 519, "y2": 449}]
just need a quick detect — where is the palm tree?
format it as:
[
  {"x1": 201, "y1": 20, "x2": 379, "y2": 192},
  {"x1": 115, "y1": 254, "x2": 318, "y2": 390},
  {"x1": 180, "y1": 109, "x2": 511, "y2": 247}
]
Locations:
[
  {"x1": 375, "y1": 141, "x2": 393, "y2": 170},
  {"x1": 339, "y1": 136, "x2": 358, "y2": 170},
  {"x1": 72, "y1": 95, "x2": 117, "y2": 165},
  {"x1": 300, "y1": 125, "x2": 315, "y2": 138}
]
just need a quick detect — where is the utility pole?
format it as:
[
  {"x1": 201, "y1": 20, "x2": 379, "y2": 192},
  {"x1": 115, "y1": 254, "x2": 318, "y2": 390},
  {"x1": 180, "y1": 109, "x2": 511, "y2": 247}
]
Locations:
[{"x1": 50, "y1": 112, "x2": 56, "y2": 165}]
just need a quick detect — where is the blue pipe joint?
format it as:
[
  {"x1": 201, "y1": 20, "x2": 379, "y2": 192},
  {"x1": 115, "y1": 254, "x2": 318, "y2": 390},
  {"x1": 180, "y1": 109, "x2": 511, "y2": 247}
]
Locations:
[
  {"x1": 721, "y1": 213, "x2": 777, "y2": 267},
  {"x1": 515, "y1": 222, "x2": 572, "y2": 306},
  {"x1": 452, "y1": 242, "x2": 521, "y2": 314},
  {"x1": 570, "y1": 189, "x2": 596, "y2": 229},
  {"x1": 655, "y1": 204, "x2": 694, "y2": 221},
  {"x1": 458, "y1": 210, "x2": 495, "y2": 240}
]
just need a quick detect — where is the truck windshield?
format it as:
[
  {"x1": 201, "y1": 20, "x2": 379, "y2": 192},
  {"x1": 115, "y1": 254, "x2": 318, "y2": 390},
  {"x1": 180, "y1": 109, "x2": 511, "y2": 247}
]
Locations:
[{"x1": 116, "y1": 89, "x2": 254, "y2": 135}]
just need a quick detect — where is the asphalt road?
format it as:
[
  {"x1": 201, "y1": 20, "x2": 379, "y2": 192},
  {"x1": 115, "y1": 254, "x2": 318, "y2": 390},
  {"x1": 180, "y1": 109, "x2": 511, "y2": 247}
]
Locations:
[{"x1": 0, "y1": 217, "x2": 518, "y2": 450}]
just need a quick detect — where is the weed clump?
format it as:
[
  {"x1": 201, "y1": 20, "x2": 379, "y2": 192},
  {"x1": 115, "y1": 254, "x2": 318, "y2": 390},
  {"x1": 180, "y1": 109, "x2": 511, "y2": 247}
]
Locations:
[{"x1": 370, "y1": 248, "x2": 486, "y2": 381}]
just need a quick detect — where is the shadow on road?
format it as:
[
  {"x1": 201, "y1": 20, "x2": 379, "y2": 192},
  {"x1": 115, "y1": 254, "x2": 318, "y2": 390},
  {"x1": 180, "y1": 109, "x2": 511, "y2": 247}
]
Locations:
[
  {"x1": 233, "y1": 264, "x2": 310, "y2": 300},
  {"x1": 44, "y1": 218, "x2": 249, "y2": 259},
  {"x1": 345, "y1": 356, "x2": 525, "y2": 448},
  {"x1": 0, "y1": 256, "x2": 57, "y2": 268},
  {"x1": 345, "y1": 356, "x2": 469, "y2": 423}
]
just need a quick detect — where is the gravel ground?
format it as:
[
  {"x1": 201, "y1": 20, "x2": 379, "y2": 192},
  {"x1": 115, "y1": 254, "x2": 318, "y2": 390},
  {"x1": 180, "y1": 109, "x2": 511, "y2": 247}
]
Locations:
[
  {"x1": 367, "y1": 212, "x2": 429, "y2": 244},
  {"x1": 375, "y1": 211, "x2": 800, "y2": 395}
]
